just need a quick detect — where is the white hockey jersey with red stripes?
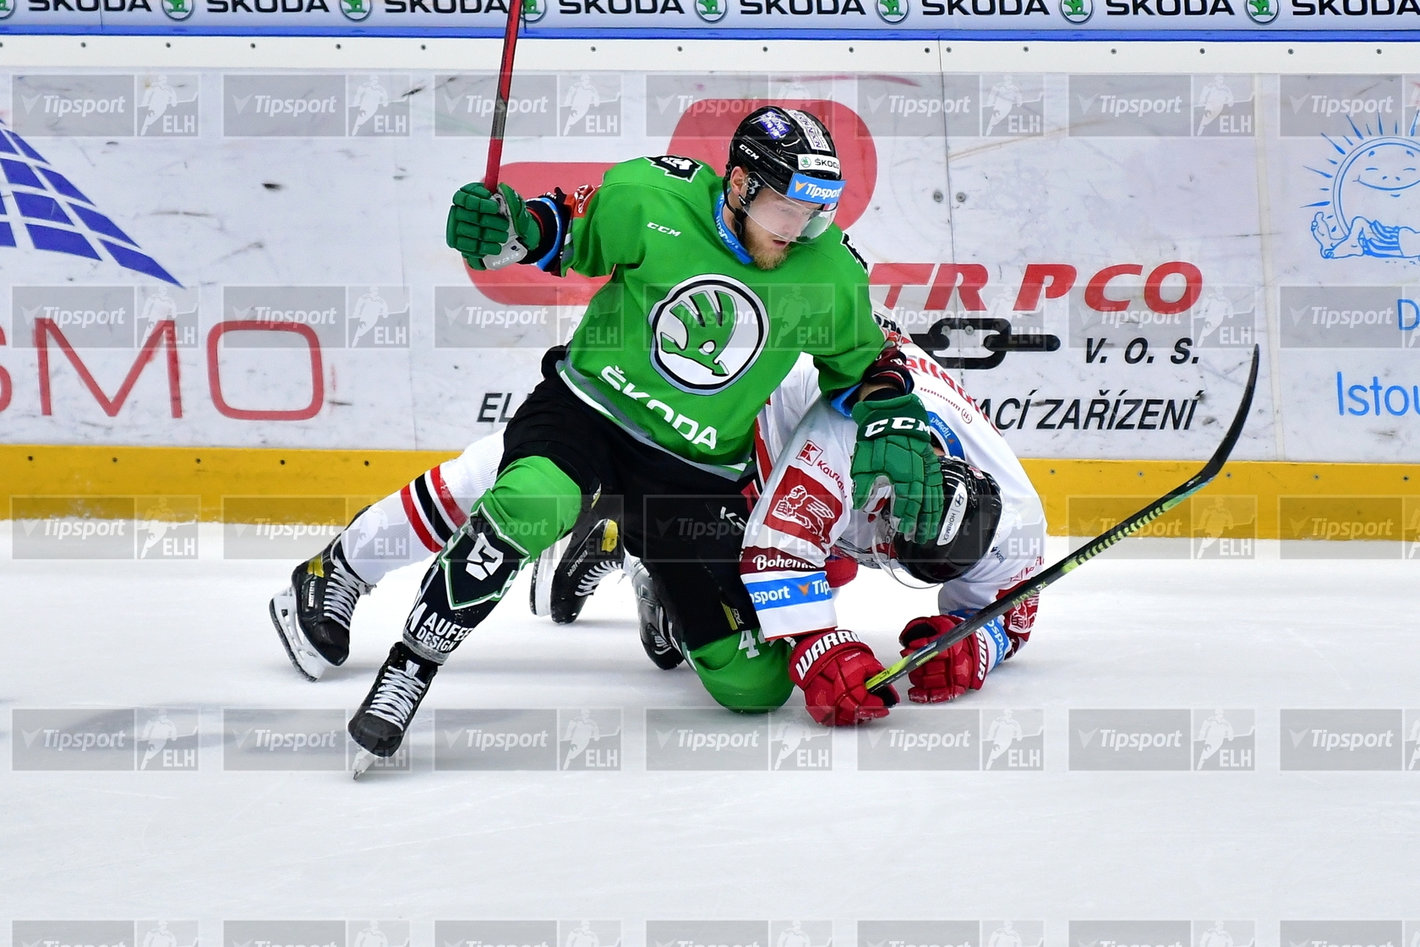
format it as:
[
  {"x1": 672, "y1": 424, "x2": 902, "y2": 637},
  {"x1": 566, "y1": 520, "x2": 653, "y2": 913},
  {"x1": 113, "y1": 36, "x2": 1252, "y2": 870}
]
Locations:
[{"x1": 742, "y1": 341, "x2": 1046, "y2": 645}]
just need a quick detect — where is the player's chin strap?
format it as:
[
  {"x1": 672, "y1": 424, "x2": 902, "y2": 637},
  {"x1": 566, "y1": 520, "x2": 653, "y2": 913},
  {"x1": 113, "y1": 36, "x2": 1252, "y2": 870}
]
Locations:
[{"x1": 712, "y1": 191, "x2": 753, "y2": 265}]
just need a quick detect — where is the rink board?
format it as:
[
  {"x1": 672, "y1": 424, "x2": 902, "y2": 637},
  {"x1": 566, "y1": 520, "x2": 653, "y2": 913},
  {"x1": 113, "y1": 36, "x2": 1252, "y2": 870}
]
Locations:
[{"x1": 0, "y1": 39, "x2": 1417, "y2": 534}]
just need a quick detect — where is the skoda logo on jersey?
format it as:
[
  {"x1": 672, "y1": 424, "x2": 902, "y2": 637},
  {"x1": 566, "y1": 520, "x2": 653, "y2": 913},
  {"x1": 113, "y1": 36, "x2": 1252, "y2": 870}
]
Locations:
[
  {"x1": 1059, "y1": 0, "x2": 1092, "y2": 21},
  {"x1": 649, "y1": 276, "x2": 768, "y2": 393},
  {"x1": 876, "y1": 0, "x2": 909, "y2": 22},
  {"x1": 788, "y1": 173, "x2": 846, "y2": 205},
  {"x1": 339, "y1": 0, "x2": 373, "y2": 21},
  {"x1": 522, "y1": 0, "x2": 549, "y2": 23},
  {"x1": 694, "y1": 0, "x2": 728, "y2": 20}
]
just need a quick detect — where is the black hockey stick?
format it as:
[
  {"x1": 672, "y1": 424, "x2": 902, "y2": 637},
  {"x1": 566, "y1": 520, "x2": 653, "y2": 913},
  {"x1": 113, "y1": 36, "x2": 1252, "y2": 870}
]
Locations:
[{"x1": 866, "y1": 343, "x2": 1261, "y2": 698}]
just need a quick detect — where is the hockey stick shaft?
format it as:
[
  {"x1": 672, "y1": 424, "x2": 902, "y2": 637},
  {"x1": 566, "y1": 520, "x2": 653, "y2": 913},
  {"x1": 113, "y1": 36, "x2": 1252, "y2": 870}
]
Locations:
[
  {"x1": 866, "y1": 343, "x2": 1261, "y2": 697},
  {"x1": 482, "y1": 0, "x2": 523, "y2": 189}
]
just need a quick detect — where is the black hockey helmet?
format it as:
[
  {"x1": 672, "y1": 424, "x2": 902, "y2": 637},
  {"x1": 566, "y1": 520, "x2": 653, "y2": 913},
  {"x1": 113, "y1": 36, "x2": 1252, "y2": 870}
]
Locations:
[
  {"x1": 894, "y1": 458, "x2": 1003, "y2": 585},
  {"x1": 724, "y1": 105, "x2": 845, "y2": 242}
]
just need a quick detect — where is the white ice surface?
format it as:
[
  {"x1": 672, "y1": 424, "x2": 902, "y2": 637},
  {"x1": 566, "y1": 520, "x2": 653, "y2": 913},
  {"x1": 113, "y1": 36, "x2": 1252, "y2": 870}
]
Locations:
[{"x1": 1, "y1": 526, "x2": 1418, "y2": 926}]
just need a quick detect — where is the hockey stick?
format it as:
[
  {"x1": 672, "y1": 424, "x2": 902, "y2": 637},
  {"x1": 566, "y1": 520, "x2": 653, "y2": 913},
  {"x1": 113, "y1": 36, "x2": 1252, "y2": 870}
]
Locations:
[
  {"x1": 478, "y1": 0, "x2": 530, "y2": 270},
  {"x1": 866, "y1": 343, "x2": 1261, "y2": 698},
  {"x1": 483, "y1": 0, "x2": 522, "y2": 191}
]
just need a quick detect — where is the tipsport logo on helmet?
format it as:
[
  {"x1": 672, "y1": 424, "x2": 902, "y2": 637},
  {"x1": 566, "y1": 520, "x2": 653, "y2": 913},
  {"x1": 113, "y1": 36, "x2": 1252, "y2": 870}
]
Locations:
[{"x1": 787, "y1": 173, "x2": 845, "y2": 205}]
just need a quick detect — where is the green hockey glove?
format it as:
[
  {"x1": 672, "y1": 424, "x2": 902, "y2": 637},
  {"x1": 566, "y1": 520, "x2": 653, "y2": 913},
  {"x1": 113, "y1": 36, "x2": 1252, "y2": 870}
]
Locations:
[
  {"x1": 849, "y1": 393, "x2": 944, "y2": 543},
  {"x1": 445, "y1": 181, "x2": 541, "y2": 271}
]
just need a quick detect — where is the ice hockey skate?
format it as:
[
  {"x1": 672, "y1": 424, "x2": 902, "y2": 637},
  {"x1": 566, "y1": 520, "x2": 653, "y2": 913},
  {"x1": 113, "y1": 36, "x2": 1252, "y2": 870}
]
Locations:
[
  {"x1": 349, "y1": 641, "x2": 439, "y2": 777},
  {"x1": 268, "y1": 536, "x2": 372, "y2": 681},
  {"x1": 529, "y1": 516, "x2": 624, "y2": 624},
  {"x1": 628, "y1": 559, "x2": 683, "y2": 670}
]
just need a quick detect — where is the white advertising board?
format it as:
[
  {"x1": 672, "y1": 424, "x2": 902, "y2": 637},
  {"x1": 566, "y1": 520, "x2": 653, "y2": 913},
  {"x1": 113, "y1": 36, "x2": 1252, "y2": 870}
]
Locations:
[{"x1": 0, "y1": 41, "x2": 1413, "y2": 461}]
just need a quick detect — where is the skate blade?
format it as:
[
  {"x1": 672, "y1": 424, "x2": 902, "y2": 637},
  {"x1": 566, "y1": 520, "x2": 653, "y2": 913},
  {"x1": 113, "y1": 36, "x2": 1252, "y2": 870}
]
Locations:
[
  {"x1": 268, "y1": 588, "x2": 330, "y2": 682},
  {"x1": 351, "y1": 748, "x2": 380, "y2": 780}
]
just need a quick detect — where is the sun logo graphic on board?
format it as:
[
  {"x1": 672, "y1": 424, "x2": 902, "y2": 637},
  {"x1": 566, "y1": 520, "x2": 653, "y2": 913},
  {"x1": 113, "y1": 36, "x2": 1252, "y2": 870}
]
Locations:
[{"x1": 1307, "y1": 115, "x2": 1420, "y2": 261}]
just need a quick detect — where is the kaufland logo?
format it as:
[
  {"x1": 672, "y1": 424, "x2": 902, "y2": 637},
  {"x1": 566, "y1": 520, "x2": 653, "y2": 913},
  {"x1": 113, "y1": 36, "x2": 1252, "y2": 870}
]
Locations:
[{"x1": 789, "y1": 174, "x2": 845, "y2": 204}]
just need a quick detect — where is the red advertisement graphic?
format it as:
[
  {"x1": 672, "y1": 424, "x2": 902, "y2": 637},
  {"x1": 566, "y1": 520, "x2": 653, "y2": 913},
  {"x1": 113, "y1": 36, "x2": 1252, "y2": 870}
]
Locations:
[
  {"x1": 468, "y1": 98, "x2": 877, "y2": 306},
  {"x1": 765, "y1": 464, "x2": 844, "y2": 547}
]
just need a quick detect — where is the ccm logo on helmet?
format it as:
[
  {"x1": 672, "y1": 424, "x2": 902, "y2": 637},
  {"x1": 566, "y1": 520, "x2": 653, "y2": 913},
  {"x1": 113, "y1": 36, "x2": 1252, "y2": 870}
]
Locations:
[
  {"x1": 789, "y1": 173, "x2": 846, "y2": 204},
  {"x1": 863, "y1": 416, "x2": 930, "y2": 438}
]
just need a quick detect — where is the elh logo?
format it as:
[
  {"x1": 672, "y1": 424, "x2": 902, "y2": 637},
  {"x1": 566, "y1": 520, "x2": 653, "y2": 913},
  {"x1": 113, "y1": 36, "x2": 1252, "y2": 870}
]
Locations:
[
  {"x1": 558, "y1": 73, "x2": 623, "y2": 138},
  {"x1": 1191, "y1": 709, "x2": 1256, "y2": 770},
  {"x1": 1191, "y1": 75, "x2": 1254, "y2": 137},
  {"x1": 981, "y1": 708, "x2": 1045, "y2": 771},
  {"x1": 137, "y1": 75, "x2": 200, "y2": 137},
  {"x1": 346, "y1": 75, "x2": 412, "y2": 137},
  {"x1": 981, "y1": 75, "x2": 1045, "y2": 137},
  {"x1": 346, "y1": 286, "x2": 411, "y2": 348},
  {"x1": 557, "y1": 708, "x2": 623, "y2": 770},
  {"x1": 769, "y1": 720, "x2": 833, "y2": 771}
]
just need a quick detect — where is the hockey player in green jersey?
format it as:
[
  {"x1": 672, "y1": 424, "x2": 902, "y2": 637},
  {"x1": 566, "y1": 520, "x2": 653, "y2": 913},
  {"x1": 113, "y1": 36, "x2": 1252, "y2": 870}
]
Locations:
[{"x1": 269, "y1": 106, "x2": 943, "y2": 766}]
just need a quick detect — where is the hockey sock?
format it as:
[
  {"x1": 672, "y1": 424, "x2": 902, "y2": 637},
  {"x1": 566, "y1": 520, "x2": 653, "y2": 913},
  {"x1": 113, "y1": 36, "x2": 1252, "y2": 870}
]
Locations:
[{"x1": 401, "y1": 456, "x2": 582, "y2": 662}]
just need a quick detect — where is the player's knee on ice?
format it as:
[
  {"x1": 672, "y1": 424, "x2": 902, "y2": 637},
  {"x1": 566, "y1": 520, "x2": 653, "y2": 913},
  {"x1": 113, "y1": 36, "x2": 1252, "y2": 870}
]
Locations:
[
  {"x1": 479, "y1": 456, "x2": 585, "y2": 559},
  {"x1": 685, "y1": 634, "x2": 794, "y2": 713}
]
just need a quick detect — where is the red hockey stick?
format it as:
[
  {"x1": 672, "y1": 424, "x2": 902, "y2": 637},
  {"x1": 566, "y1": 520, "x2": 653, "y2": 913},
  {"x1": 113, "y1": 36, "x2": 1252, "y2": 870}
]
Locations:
[{"x1": 483, "y1": 0, "x2": 523, "y2": 190}]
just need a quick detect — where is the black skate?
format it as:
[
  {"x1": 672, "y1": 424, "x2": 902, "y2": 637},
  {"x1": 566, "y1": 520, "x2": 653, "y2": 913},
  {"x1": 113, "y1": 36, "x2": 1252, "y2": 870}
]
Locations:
[
  {"x1": 529, "y1": 517, "x2": 624, "y2": 624},
  {"x1": 268, "y1": 536, "x2": 372, "y2": 681},
  {"x1": 629, "y1": 559, "x2": 684, "y2": 670},
  {"x1": 349, "y1": 642, "x2": 439, "y2": 773}
]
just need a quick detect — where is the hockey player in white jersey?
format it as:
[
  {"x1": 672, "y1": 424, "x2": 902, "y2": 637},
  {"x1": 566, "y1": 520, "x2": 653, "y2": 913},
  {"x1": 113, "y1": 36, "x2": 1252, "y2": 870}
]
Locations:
[{"x1": 679, "y1": 329, "x2": 1045, "y2": 725}]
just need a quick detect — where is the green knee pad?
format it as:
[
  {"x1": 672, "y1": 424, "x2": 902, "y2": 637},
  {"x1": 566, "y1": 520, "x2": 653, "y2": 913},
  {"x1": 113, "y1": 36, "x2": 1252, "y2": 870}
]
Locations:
[
  {"x1": 478, "y1": 456, "x2": 584, "y2": 559},
  {"x1": 686, "y1": 632, "x2": 794, "y2": 713}
]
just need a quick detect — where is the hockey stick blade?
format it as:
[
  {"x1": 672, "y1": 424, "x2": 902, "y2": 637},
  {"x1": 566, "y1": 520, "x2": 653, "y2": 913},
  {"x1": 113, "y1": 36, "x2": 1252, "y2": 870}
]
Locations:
[{"x1": 866, "y1": 343, "x2": 1260, "y2": 697}]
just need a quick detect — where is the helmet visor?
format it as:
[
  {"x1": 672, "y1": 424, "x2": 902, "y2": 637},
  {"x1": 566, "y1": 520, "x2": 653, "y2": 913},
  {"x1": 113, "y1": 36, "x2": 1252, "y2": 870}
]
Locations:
[{"x1": 746, "y1": 173, "x2": 844, "y2": 243}]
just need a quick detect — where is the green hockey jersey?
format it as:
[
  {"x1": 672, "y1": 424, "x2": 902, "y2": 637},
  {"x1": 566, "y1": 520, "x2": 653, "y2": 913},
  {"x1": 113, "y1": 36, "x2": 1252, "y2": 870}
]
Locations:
[{"x1": 554, "y1": 155, "x2": 884, "y2": 477}]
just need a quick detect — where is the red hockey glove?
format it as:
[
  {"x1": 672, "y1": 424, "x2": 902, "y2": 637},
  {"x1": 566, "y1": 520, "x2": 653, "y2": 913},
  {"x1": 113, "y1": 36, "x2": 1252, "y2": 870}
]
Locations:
[
  {"x1": 898, "y1": 614, "x2": 991, "y2": 704},
  {"x1": 789, "y1": 630, "x2": 899, "y2": 726}
]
